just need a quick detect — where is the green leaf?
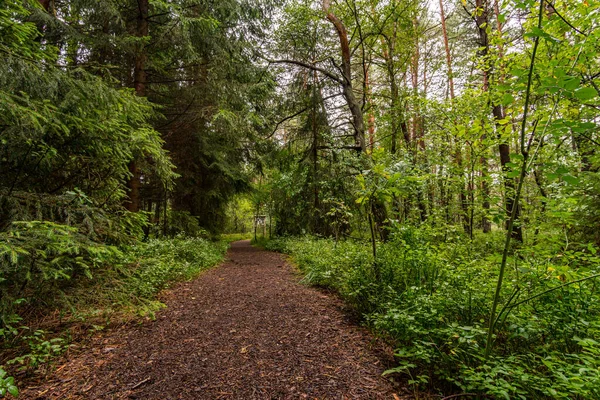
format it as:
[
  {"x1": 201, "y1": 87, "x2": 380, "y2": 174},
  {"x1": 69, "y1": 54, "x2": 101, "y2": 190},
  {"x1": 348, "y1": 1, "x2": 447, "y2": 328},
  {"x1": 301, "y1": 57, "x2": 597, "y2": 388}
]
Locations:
[
  {"x1": 574, "y1": 87, "x2": 597, "y2": 101},
  {"x1": 587, "y1": 244, "x2": 597, "y2": 255},
  {"x1": 501, "y1": 93, "x2": 515, "y2": 105},
  {"x1": 560, "y1": 76, "x2": 581, "y2": 91},
  {"x1": 8, "y1": 385, "x2": 19, "y2": 397},
  {"x1": 562, "y1": 174, "x2": 579, "y2": 185}
]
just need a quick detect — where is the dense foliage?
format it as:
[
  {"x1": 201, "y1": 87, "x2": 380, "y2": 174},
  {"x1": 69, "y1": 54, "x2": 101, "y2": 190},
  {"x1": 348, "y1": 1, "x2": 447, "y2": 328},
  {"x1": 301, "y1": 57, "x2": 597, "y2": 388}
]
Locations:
[
  {"x1": 0, "y1": 0, "x2": 272, "y2": 395},
  {"x1": 1, "y1": 234, "x2": 226, "y2": 395},
  {"x1": 266, "y1": 233, "x2": 600, "y2": 398}
]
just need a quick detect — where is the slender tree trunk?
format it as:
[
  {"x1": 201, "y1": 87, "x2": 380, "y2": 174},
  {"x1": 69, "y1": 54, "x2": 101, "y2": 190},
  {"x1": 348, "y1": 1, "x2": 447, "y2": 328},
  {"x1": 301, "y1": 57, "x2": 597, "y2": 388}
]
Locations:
[
  {"x1": 410, "y1": 16, "x2": 428, "y2": 221},
  {"x1": 410, "y1": 17, "x2": 420, "y2": 148},
  {"x1": 474, "y1": 0, "x2": 493, "y2": 234},
  {"x1": 439, "y1": 0, "x2": 455, "y2": 100},
  {"x1": 154, "y1": 199, "x2": 161, "y2": 225},
  {"x1": 474, "y1": 0, "x2": 520, "y2": 239},
  {"x1": 491, "y1": 0, "x2": 521, "y2": 240},
  {"x1": 382, "y1": 39, "x2": 398, "y2": 154},
  {"x1": 366, "y1": 68, "x2": 375, "y2": 152},
  {"x1": 311, "y1": 71, "x2": 320, "y2": 233},
  {"x1": 533, "y1": 168, "x2": 547, "y2": 240},
  {"x1": 456, "y1": 144, "x2": 471, "y2": 235},
  {"x1": 163, "y1": 189, "x2": 168, "y2": 236},
  {"x1": 438, "y1": 4, "x2": 460, "y2": 227},
  {"x1": 125, "y1": 0, "x2": 149, "y2": 212}
]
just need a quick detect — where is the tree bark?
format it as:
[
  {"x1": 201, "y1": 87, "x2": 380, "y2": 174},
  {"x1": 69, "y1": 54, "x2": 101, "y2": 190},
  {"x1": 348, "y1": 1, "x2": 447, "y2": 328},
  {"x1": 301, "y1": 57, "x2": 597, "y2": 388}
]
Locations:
[
  {"x1": 323, "y1": 0, "x2": 366, "y2": 153},
  {"x1": 365, "y1": 67, "x2": 375, "y2": 152},
  {"x1": 439, "y1": 0, "x2": 455, "y2": 100},
  {"x1": 125, "y1": 0, "x2": 149, "y2": 212},
  {"x1": 472, "y1": 0, "x2": 521, "y2": 239}
]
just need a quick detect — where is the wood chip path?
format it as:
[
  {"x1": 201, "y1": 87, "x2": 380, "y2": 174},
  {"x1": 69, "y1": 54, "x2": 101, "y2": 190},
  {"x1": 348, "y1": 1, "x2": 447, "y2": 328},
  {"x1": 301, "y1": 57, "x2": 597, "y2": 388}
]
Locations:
[{"x1": 20, "y1": 240, "x2": 403, "y2": 399}]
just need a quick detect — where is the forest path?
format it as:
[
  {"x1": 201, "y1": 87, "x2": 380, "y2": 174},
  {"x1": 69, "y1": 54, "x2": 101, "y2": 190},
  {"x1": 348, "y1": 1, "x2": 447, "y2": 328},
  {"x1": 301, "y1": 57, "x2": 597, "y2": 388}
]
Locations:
[{"x1": 21, "y1": 240, "x2": 400, "y2": 399}]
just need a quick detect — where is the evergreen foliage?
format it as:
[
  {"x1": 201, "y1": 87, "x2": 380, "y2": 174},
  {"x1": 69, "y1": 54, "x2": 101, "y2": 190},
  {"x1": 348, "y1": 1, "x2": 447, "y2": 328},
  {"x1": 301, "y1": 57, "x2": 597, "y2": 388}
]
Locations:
[{"x1": 0, "y1": 0, "x2": 274, "y2": 392}]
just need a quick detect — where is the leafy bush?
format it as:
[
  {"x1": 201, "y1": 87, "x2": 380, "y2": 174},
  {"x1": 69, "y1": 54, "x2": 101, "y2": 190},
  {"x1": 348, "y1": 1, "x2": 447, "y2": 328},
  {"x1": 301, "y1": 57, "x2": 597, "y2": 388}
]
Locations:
[
  {"x1": 270, "y1": 231, "x2": 600, "y2": 398},
  {"x1": 120, "y1": 236, "x2": 227, "y2": 299}
]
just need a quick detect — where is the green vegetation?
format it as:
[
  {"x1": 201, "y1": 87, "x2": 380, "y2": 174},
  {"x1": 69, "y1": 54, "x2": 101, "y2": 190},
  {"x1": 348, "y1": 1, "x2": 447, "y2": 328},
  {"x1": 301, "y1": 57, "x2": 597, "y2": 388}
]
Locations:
[
  {"x1": 1, "y1": 0, "x2": 269, "y2": 392},
  {"x1": 0, "y1": 232, "x2": 226, "y2": 395},
  {"x1": 266, "y1": 233, "x2": 600, "y2": 398},
  {"x1": 221, "y1": 233, "x2": 254, "y2": 242},
  {"x1": 256, "y1": 0, "x2": 600, "y2": 397},
  {"x1": 1, "y1": 0, "x2": 600, "y2": 397}
]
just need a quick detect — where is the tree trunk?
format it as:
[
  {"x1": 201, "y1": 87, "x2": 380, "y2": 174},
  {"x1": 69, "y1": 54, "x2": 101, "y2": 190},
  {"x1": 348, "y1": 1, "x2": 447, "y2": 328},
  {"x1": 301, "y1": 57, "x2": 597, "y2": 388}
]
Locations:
[
  {"x1": 439, "y1": 0, "x2": 455, "y2": 100},
  {"x1": 456, "y1": 144, "x2": 471, "y2": 235},
  {"x1": 125, "y1": 0, "x2": 149, "y2": 212},
  {"x1": 323, "y1": 1, "x2": 366, "y2": 153},
  {"x1": 473, "y1": 0, "x2": 521, "y2": 239},
  {"x1": 366, "y1": 68, "x2": 375, "y2": 152},
  {"x1": 311, "y1": 71, "x2": 320, "y2": 233}
]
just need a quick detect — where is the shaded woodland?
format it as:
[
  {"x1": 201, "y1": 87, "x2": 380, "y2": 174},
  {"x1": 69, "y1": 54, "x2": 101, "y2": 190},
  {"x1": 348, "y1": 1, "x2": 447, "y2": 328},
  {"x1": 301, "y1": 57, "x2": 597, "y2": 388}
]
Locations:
[{"x1": 1, "y1": 0, "x2": 600, "y2": 398}]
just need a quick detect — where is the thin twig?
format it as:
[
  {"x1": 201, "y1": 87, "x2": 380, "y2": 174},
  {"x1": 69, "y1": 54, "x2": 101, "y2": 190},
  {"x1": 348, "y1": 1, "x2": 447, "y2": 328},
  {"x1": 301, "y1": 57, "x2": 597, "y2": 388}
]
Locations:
[
  {"x1": 130, "y1": 377, "x2": 151, "y2": 390},
  {"x1": 544, "y1": 0, "x2": 587, "y2": 36}
]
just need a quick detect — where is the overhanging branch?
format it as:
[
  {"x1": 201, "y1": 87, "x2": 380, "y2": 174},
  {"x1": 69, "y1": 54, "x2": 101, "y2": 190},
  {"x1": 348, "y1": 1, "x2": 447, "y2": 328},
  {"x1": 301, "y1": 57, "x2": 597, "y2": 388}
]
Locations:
[{"x1": 266, "y1": 58, "x2": 343, "y2": 85}]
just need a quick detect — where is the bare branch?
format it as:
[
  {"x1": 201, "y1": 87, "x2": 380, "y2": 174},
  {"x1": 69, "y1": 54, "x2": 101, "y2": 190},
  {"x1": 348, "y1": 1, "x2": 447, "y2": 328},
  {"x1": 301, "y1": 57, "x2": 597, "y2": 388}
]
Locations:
[{"x1": 265, "y1": 58, "x2": 343, "y2": 84}]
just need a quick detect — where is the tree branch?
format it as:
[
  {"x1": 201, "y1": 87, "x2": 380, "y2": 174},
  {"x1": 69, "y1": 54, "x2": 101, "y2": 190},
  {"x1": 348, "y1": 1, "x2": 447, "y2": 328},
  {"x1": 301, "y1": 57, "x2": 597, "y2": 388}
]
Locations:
[{"x1": 265, "y1": 58, "x2": 343, "y2": 84}]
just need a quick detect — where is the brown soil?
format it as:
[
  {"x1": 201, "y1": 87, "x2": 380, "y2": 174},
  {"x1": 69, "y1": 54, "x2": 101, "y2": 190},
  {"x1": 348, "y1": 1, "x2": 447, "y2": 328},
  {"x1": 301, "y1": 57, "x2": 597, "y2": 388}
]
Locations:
[{"x1": 19, "y1": 240, "x2": 404, "y2": 399}]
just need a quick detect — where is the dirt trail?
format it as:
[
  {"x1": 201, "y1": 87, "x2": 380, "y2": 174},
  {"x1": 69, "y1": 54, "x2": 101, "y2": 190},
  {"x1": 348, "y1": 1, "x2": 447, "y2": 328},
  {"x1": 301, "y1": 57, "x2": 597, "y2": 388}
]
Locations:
[{"x1": 21, "y1": 240, "x2": 400, "y2": 399}]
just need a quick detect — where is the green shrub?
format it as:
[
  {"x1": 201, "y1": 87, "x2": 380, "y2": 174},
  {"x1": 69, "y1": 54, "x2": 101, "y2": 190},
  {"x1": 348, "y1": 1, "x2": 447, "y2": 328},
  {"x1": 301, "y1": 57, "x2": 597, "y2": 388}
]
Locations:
[
  {"x1": 121, "y1": 236, "x2": 227, "y2": 299},
  {"x1": 269, "y1": 231, "x2": 600, "y2": 399},
  {"x1": 0, "y1": 221, "x2": 123, "y2": 326}
]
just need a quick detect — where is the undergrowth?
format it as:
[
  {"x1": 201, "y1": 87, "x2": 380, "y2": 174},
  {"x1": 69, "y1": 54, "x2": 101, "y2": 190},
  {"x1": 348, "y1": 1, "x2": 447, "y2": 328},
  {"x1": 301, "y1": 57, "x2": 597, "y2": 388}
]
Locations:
[
  {"x1": 220, "y1": 232, "x2": 254, "y2": 242},
  {"x1": 265, "y1": 229, "x2": 600, "y2": 399},
  {"x1": 0, "y1": 223, "x2": 226, "y2": 397}
]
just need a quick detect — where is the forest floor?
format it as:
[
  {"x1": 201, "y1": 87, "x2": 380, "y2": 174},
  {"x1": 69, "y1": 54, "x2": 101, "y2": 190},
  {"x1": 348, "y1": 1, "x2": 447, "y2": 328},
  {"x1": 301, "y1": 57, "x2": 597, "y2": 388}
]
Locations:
[{"x1": 19, "y1": 240, "x2": 405, "y2": 399}]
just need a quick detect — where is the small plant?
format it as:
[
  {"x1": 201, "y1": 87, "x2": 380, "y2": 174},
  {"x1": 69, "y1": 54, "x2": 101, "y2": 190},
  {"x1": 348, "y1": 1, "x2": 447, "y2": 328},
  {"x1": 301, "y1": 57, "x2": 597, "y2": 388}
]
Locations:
[
  {"x1": 0, "y1": 367, "x2": 18, "y2": 398},
  {"x1": 8, "y1": 330, "x2": 70, "y2": 373}
]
